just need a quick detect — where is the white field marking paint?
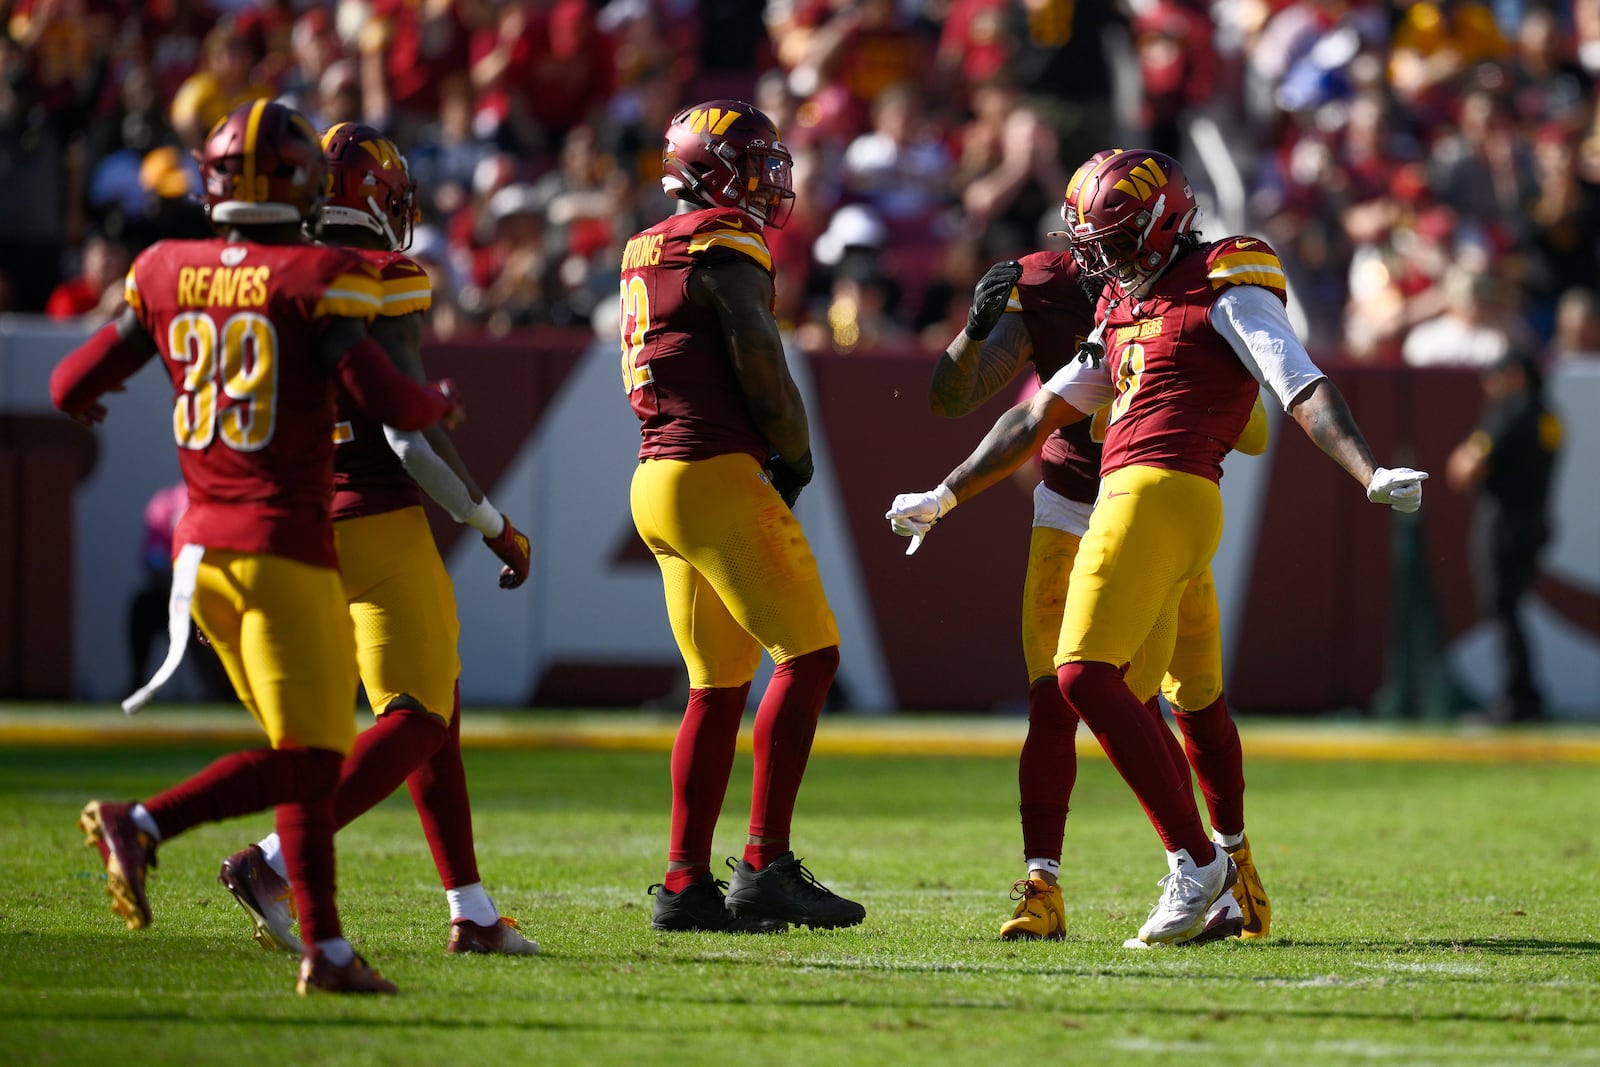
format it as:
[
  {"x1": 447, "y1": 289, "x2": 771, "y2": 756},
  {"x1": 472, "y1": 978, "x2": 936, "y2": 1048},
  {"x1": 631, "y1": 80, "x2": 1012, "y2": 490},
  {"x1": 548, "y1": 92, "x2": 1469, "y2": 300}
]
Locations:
[{"x1": 1352, "y1": 961, "x2": 1488, "y2": 976}]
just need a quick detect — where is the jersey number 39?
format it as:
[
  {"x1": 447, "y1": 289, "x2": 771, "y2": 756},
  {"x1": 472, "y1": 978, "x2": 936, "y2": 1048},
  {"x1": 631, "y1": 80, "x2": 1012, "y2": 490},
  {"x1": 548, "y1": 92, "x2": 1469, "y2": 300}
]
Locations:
[{"x1": 169, "y1": 310, "x2": 279, "y2": 452}]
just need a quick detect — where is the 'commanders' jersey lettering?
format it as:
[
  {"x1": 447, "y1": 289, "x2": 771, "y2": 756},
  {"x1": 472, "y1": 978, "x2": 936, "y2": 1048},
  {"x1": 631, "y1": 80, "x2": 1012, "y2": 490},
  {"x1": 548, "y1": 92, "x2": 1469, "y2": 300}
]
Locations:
[
  {"x1": 1113, "y1": 318, "x2": 1163, "y2": 344},
  {"x1": 177, "y1": 266, "x2": 272, "y2": 308}
]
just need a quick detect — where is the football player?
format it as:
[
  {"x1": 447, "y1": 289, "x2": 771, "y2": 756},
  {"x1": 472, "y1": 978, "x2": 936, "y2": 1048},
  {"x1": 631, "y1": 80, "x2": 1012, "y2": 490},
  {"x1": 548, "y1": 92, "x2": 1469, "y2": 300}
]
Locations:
[
  {"x1": 888, "y1": 149, "x2": 1425, "y2": 947},
  {"x1": 624, "y1": 100, "x2": 863, "y2": 933},
  {"x1": 216, "y1": 122, "x2": 539, "y2": 959},
  {"x1": 50, "y1": 100, "x2": 460, "y2": 993},
  {"x1": 903, "y1": 152, "x2": 1271, "y2": 945}
]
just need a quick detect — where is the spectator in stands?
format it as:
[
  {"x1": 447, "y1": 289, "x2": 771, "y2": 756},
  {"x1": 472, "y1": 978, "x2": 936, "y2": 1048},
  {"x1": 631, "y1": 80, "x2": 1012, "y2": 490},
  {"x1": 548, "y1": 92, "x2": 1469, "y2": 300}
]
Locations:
[
  {"x1": 952, "y1": 82, "x2": 1064, "y2": 258},
  {"x1": 1427, "y1": 86, "x2": 1537, "y2": 233},
  {"x1": 1518, "y1": 123, "x2": 1600, "y2": 339},
  {"x1": 1506, "y1": 5, "x2": 1592, "y2": 131},
  {"x1": 464, "y1": 182, "x2": 554, "y2": 333},
  {"x1": 120, "y1": 145, "x2": 210, "y2": 251},
  {"x1": 1549, "y1": 285, "x2": 1600, "y2": 360},
  {"x1": 771, "y1": 0, "x2": 933, "y2": 139},
  {"x1": 472, "y1": 0, "x2": 613, "y2": 157},
  {"x1": 44, "y1": 231, "x2": 129, "y2": 320},
  {"x1": 168, "y1": 23, "x2": 272, "y2": 149},
  {"x1": 1446, "y1": 351, "x2": 1563, "y2": 723},
  {"x1": 839, "y1": 81, "x2": 951, "y2": 223},
  {"x1": 1402, "y1": 265, "x2": 1540, "y2": 368},
  {"x1": 410, "y1": 224, "x2": 464, "y2": 342},
  {"x1": 362, "y1": 0, "x2": 480, "y2": 141},
  {"x1": 1389, "y1": 0, "x2": 1509, "y2": 127},
  {"x1": 1131, "y1": 0, "x2": 1216, "y2": 159}
]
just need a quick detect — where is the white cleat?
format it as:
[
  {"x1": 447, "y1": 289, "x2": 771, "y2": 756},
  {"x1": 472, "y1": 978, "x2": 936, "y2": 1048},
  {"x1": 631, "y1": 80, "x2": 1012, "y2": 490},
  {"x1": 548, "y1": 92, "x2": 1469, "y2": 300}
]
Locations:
[
  {"x1": 1125, "y1": 893, "x2": 1244, "y2": 949},
  {"x1": 1133, "y1": 846, "x2": 1237, "y2": 947}
]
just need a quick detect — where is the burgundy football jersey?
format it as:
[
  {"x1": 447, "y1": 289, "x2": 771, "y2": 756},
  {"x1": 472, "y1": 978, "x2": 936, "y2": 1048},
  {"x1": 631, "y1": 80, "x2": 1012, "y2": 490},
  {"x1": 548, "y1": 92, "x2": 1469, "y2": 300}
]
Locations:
[
  {"x1": 619, "y1": 206, "x2": 772, "y2": 463},
  {"x1": 124, "y1": 237, "x2": 383, "y2": 567},
  {"x1": 330, "y1": 248, "x2": 432, "y2": 522},
  {"x1": 1007, "y1": 250, "x2": 1100, "y2": 505},
  {"x1": 1095, "y1": 236, "x2": 1282, "y2": 483}
]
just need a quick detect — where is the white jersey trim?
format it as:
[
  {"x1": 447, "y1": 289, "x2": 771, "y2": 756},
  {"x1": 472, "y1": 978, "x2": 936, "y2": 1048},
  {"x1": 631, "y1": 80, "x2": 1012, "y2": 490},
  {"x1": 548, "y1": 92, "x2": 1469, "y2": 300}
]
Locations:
[{"x1": 1208, "y1": 286, "x2": 1327, "y2": 411}]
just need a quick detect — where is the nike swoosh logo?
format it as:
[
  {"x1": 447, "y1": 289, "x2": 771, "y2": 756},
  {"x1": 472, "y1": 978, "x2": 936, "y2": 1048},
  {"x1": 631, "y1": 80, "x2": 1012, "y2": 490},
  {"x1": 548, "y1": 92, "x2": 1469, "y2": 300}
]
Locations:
[
  {"x1": 1236, "y1": 239, "x2": 1257, "y2": 249},
  {"x1": 1242, "y1": 914, "x2": 1264, "y2": 934},
  {"x1": 1104, "y1": 490, "x2": 1130, "y2": 499}
]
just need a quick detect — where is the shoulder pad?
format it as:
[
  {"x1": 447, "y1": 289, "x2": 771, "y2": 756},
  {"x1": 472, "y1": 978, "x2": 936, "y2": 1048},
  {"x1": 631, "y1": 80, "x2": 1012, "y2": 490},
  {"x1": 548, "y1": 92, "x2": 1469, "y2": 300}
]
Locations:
[
  {"x1": 376, "y1": 253, "x2": 432, "y2": 316},
  {"x1": 315, "y1": 246, "x2": 384, "y2": 320},
  {"x1": 1205, "y1": 237, "x2": 1287, "y2": 303},
  {"x1": 686, "y1": 210, "x2": 772, "y2": 272}
]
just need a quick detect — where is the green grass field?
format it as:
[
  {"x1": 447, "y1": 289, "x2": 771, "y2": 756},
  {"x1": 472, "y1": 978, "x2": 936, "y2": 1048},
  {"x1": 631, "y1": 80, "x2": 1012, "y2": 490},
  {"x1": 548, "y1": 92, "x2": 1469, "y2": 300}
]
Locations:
[{"x1": 3, "y1": 713, "x2": 1599, "y2": 1066}]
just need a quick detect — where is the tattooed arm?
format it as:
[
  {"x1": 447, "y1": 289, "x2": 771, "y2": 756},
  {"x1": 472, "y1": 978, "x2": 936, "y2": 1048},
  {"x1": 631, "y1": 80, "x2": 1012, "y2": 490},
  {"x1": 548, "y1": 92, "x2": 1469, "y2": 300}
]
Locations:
[
  {"x1": 941, "y1": 387, "x2": 1089, "y2": 503},
  {"x1": 1286, "y1": 379, "x2": 1379, "y2": 486},
  {"x1": 928, "y1": 313, "x2": 1035, "y2": 417}
]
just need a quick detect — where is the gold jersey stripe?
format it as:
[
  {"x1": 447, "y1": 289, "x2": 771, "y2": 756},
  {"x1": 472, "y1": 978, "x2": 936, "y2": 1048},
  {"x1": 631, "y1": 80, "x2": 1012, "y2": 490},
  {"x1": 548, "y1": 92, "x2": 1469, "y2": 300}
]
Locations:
[
  {"x1": 380, "y1": 280, "x2": 432, "y2": 316},
  {"x1": 687, "y1": 230, "x2": 772, "y2": 272},
  {"x1": 1209, "y1": 253, "x2": 1287, "y2": 292},
  {"x1": 314, "y1": 271, "x2": 384, "y2": 318},
  {"x1": 124, "y1": 270, "x2": 142, "y2": 313}
]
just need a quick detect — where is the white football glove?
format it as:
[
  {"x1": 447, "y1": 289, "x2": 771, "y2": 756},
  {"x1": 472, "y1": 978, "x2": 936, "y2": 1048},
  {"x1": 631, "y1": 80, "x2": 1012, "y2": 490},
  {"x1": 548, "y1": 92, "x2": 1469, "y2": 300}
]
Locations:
[
  {"x1": 1366, "y1": 466, "x2": 1428, "y2": 513},
  {"x1": 885, "y1": 484, "x2": 958, "y2": 555}
]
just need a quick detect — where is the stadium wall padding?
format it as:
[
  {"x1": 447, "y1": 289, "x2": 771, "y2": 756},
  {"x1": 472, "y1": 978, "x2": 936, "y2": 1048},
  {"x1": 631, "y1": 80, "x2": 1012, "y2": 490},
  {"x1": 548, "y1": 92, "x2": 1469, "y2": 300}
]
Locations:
[{"x1": 3, "y1": 319, "x2": 1597, "y2": 717}]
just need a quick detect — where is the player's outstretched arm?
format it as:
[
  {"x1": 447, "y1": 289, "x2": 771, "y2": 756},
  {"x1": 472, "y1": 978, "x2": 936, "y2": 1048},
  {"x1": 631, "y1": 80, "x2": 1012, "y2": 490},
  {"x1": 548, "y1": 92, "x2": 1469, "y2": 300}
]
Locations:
[
  {"x1": 1210, "y1": 286, "x2": 1427, "y2": 512},
  {"x1": 887, "y1": 388, "x2": 1087, "y2": 554},
  {"x1": 1287, "y1": 379, "x2": 1428, "y2": 512},
  {"x1": 49, "y1": 306, "x2": 157, "y2": 424},
  {"x1": 691, "y1": 254, "x2": 814, "y2": 505},
  {"x1": 320, "y1": 317, "x2": 458, "y2": 431},
  {"x1": 368, "y1": 313, "x2": 530, "y2": 588},
  {"x1": 929, "y1": 261, "x2": 1029, "y2": 417}
]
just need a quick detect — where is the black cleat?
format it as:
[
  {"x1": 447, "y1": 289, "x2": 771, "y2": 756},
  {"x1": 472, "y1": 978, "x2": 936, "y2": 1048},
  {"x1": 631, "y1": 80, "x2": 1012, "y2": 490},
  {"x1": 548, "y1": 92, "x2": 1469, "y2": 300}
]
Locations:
[
  {"x1": 648, "y1": 874, "x2": 787, "y2": 933},
  {"x1": 724, "y1": 852, "x2": 865, "y2": 930}
]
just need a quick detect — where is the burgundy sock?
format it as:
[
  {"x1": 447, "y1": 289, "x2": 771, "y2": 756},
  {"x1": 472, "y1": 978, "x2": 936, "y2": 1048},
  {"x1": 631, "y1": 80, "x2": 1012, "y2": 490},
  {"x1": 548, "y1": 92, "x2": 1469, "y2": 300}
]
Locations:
[
  {"x1": 1143, "y1": 695, "x2": 1194, "y2": 798},
  {"x1": 667, "y1": 683, "x2": 749, "y2": 878},
  {"x1": 1018, "y1": 676, "x2": 1077, "y2": 863},
  {"x1": 274, "y1": 748, "x2": 343, "y2": 945},
  {"x1": 406, "y1": 683, "x2": 481, "y2": 889},
  {"x1": 1058, "y1": 661, "x2": 1214, "y2": 862},
  {"x1": 745, "y1": 646, "x2": 838, "y2": 870},
  {"x1": 143, "y1": 747, "x2": 334, "y2": 839},
  {"x1": 334, "y1": 704, "x2": 447, "y2": 829},
  {"x1": 1171, "y1": 694, "x2": 1245, "y2": 837}
]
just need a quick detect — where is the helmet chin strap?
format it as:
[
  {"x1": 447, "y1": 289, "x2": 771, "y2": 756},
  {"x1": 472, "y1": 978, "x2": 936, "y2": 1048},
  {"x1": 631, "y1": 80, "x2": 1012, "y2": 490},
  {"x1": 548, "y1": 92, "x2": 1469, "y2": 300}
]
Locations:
[{"x1": 366, "y1": 194, "x2": 399, "y2": 250}]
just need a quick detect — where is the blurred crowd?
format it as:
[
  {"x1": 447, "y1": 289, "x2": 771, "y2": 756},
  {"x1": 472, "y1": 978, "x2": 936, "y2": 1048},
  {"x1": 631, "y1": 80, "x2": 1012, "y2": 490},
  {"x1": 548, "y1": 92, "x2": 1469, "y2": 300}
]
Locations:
[{"x1": 5, "y1": 0, "x2": 1600, "y2": 366}]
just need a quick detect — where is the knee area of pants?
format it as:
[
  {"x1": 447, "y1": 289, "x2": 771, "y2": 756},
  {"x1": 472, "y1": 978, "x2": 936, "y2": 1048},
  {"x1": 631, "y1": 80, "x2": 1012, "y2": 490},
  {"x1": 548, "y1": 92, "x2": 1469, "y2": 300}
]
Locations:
[
  {"x1": 1057, "y1": 661, "x2": 1120, "y2": 706},
  {"x1": 1166, "y1": 681, "x2": 1221, "y2": 715},
  {"x1": 784, "y1": 644, "x2": 840, "y2": 679}
]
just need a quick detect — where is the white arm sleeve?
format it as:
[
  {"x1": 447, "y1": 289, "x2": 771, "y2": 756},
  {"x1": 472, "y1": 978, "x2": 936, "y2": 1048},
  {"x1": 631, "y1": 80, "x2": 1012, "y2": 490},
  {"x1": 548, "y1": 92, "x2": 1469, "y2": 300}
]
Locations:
[
  {"x1": 1209, "y1": 286, "x2": 1328, "y2": 411},
  {"x1": 1039, "y1": 347, "x2": 1115, "y2": 412},
  {"x1": 383, "y1": 426, "x2": 478, "y2": 523}
]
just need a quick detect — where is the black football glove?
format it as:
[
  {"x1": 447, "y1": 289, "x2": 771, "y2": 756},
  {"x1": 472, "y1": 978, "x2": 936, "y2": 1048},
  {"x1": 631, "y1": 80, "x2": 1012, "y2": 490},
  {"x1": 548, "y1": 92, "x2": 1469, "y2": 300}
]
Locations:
[
  {"x1": 964, "y1": 260, "x2": 1023, "y2": 341},
  {"x1": 768, "y1": 450, "x2": 814, "y2": 509}
]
